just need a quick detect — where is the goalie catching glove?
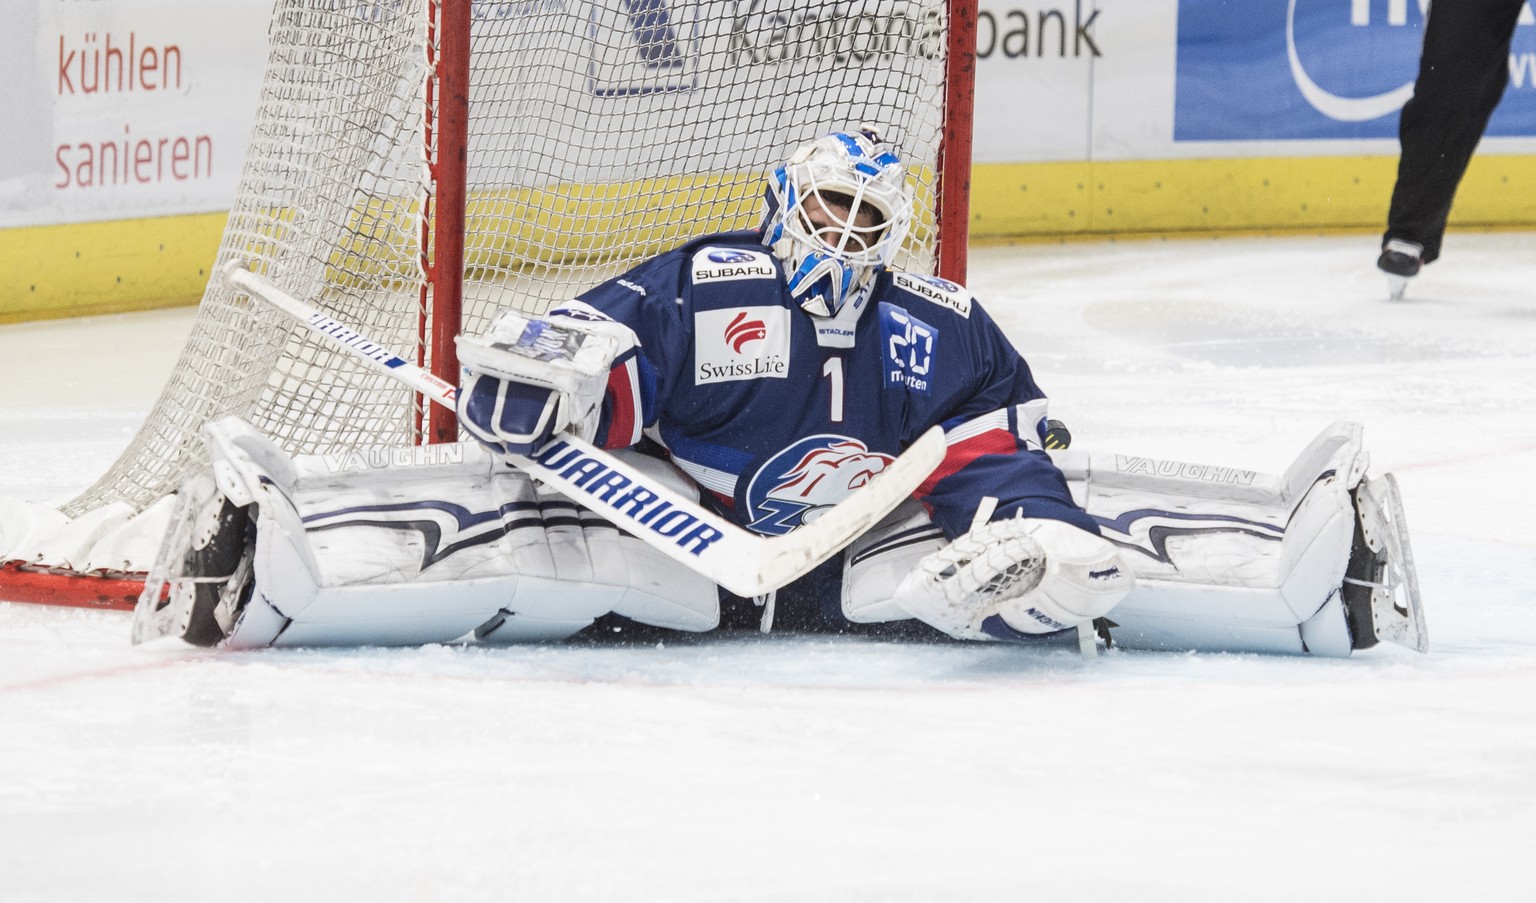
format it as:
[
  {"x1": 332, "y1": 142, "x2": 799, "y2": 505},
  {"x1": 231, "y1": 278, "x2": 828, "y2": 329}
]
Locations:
[
  {"x1": 894, "y1": 516, "x2": 1134, "y2": 642},
  {"x1": 457, "y1": 309, "x2": 637, "y2": 455}
]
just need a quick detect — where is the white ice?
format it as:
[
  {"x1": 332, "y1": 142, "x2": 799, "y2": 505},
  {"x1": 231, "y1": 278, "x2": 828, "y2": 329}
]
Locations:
[{"x1": 2, "y1": 233, "x2": 1534, "y2": 902}]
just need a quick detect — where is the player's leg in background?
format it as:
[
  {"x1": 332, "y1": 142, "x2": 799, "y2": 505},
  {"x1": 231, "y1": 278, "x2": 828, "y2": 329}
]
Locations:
[{"x1": 1383, "y1": 0, "x2": 1524, "y2": 266}]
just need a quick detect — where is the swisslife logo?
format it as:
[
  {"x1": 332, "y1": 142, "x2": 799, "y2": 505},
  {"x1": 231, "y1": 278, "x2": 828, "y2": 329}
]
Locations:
[
  {"x1": 1175, "y1": 0, "x2": 1536, "y2": 140},
  {"x1": 695, "y1": 306, "x2": 791, "y2": 384}
]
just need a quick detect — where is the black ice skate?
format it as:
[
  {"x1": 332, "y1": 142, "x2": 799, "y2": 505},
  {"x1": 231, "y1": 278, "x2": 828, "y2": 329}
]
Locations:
[
  {"x1": 1342, "y1": 473, "x2": 1428, "y2": 652},
  {"x1": 1376, "y1": 239, "x2": 1424, "y2": 302},
  {"x1": 131, "y1": 474, "x2": 254, "y2": 646}
]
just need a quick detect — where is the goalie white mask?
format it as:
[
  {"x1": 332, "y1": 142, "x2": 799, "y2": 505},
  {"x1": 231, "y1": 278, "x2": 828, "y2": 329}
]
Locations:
[{"x1": 762, "y1": 126, "x2": 914, "y2": 318}]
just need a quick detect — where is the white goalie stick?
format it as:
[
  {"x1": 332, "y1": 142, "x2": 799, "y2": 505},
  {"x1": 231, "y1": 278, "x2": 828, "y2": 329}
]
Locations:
[{"x1": 220, "y1": 263, "x2": 945, "y2": 598}]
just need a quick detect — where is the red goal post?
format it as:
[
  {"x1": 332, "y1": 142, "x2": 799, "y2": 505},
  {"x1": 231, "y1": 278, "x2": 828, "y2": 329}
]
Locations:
[{"x1": 0, "y1": 0, "x2": 977, "y2": 611}]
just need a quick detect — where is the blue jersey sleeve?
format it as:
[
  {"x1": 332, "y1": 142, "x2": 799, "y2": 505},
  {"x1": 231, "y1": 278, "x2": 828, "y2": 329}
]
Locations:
[
  {"x1": 556, "y1": 253, "x2": 690, "y2": 449},
  {"x1": 909, "y1": 298, "x2": 1100, "y2": 538}
]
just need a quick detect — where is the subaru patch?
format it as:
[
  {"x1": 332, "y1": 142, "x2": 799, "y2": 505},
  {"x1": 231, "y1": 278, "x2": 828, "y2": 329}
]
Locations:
[{"x1": 692, "y1": 247, "x2": 777, "y2": 283}]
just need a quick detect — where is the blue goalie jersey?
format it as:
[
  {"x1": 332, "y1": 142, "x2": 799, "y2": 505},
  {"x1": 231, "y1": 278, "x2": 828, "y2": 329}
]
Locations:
[{"x1": 563, "y1": 230, "x2": 1097, "y2": 545}]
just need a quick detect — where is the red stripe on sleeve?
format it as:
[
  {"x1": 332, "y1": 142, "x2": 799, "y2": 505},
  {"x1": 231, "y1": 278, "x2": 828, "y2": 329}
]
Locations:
[
  {"x1": 601, "y1": 360, "x2": 639, "y2": 449},
  {"x1": 915, "y1": 429, "x2": 1020, "y2": 497}
]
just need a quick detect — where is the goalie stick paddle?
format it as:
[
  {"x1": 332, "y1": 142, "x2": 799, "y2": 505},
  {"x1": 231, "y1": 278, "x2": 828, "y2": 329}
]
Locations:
[{"x1": 221, "y1": 263, "x2": 944, "y2": 599}]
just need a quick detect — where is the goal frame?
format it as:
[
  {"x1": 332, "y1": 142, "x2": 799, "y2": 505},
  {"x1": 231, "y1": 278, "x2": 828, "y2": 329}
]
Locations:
[
  {"x1": 423, "y1": 0, "x2": 975, "y2": 445},
  {"x1": 1, "y1": 0, "x2": 978, "y2": 613}
]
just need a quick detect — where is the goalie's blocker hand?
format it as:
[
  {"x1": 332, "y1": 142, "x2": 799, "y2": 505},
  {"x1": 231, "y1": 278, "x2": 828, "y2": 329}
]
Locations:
[{"x1": 457, "y1": 309, "x2": 634, "y2": 456}]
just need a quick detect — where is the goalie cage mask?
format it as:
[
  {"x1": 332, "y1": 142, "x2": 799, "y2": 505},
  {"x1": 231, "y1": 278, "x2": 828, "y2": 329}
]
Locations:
[{"x1": 762, "y1": 125, "x2": 915, "y2": 318}]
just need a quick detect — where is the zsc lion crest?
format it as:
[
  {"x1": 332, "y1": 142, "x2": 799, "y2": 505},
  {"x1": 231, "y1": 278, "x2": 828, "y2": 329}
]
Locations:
[{"x1": 744, "y1": 436, "x2": 894, "y2": 535}]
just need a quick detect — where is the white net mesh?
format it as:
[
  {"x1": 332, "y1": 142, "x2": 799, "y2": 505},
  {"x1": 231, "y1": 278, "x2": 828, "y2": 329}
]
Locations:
[{"x1": 63, "y1": 0, "x2": 954, "y2": 518}]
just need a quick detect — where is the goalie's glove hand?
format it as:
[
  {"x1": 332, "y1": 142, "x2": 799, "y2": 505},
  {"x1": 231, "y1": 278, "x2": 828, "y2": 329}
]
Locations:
[
  {"x1": 456, "y1": 309, "x2": 635, "y2": 456},
  {"x1": 894, "y1": 516, "x2": 1133, "y2": 641}
]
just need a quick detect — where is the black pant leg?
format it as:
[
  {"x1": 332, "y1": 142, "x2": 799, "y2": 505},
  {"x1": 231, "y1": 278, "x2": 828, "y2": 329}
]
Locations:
[{"x1": 1384, "y1": 0, "x2": 1524, "y2": 262}]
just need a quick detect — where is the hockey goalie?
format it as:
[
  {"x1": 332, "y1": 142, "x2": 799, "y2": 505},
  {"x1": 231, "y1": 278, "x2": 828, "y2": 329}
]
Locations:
[{"x1": 132, "y1": 128, "x2": 1426, "y2": 656}]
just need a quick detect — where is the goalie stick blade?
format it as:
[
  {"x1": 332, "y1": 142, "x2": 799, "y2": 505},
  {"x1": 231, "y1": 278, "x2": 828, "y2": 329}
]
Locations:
[{"x1": 1356, "y1": 473, "x2": 1429, "y2": 653}]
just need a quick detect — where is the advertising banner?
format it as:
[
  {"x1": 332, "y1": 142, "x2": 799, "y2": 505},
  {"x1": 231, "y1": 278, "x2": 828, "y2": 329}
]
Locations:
[
  {"x1": 972, "y1": 0, "x2": 1106, "y2": 162},
  {"x1": 3, "y1": 0, "x2": 1533, "y2": 317},
  {"x1": 1175, "y1": 0, "x2": 1536, "y2": 142},
  {"x1": 0, "y1": 0, "x2": 269, "y2": 229}
]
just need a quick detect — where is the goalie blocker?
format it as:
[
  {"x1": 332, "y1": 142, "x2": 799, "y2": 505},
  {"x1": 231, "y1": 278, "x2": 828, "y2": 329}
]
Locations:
[{"x1": 134, "y1": 420, "x2": 1425, "y2": 656}]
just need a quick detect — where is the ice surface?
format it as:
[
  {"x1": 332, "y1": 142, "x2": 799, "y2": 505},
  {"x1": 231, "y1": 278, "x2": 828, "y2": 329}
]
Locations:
[{"x1": 3, "y1": 233, "x2": 1535, "y2": 902}]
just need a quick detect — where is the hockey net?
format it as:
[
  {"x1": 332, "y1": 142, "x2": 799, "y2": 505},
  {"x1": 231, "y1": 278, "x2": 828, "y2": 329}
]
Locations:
[{"x1": 0, "y1": 0, "x2": 975, "y2": 609}]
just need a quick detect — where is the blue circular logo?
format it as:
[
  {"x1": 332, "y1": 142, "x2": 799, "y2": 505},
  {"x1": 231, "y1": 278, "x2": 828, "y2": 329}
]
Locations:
[{"x1": 1286, "y1": 0, "x2": 1422, "y2": 122}]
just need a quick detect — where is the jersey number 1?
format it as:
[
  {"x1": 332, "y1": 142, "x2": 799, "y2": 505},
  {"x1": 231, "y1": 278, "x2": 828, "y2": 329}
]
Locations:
[{"x1": 822, "y1": 357, "x2": 844, "y2": 422}]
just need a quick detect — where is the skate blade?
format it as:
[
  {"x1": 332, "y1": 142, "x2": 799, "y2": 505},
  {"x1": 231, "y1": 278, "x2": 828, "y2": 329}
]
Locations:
[
  {"x1": 130, "y1": 579, "x2": 195, "y2": 645},
  {"x1": 1385, "y1": 274, "x2": 1410, "y2": 301},
  {"x1": 130, "y1": 484, "x2": 204, "y2": 645},
  {"x1": 1356, "y1": 473, "x2": 1429, "y2": 652}
]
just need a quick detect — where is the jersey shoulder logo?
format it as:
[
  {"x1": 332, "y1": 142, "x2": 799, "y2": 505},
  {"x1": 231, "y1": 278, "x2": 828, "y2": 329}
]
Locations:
[
  {"x1": 744, "y1": 436, "x2": 895, "y2": 536},
  {"x1": 892, "y1": 272, "x2": 971, "y2": 318},
  {"x1": 547, "y1": 299, "x2": 614, "y2": 322},
  {"x1": 692, "y1": 247, "x2": 777, "y2": 283},
  {"x1": 878, "y1": 302, "x2": 938, "y2": 395},
  {"x1": 694, "y1": 305, "x2": 791, "y2": 384}
]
